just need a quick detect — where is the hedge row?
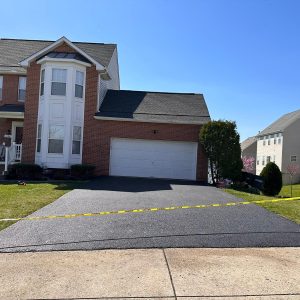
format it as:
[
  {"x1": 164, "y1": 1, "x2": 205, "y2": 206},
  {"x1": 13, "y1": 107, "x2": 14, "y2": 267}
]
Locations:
[{"x1": 6, "y1": 163, "x2": 96, "y2": 180}]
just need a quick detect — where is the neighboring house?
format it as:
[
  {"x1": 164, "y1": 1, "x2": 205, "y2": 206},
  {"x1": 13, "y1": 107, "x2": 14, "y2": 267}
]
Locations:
[
  {"x1": 0, "y1": 36, "x2": 210, "y2": 181},
  {"x1": 256, "y1": 109, "x2": 300, "y2": 184},
  {"x1": 241, "y1": 136, "x2": 257, "y2": 174}
]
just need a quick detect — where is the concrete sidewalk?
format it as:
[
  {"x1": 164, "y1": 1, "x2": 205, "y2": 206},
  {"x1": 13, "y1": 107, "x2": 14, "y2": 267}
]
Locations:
[{"x1": 0, "y1": 248, "x2": 299, "y2": 299}]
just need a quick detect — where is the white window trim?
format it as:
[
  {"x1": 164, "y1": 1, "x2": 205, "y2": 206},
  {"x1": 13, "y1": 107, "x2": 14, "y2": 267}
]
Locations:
[
  {"x1": 11, "y1": 121, "x2": 24, "y2": 143},
  {"x1": 74, "y1": 70, "x2": 85, "y2": 99},
  {"x1": 18, "y1": 76, "x2": 26, "y2": 102},
  {"x1": 40, "y1": 69, "x2": 45, "y2": 97},
  {"x1": 36, "y1": 124, "x2": 42, "y2": 153},
  {"x1": 48, "y1": 124, "x2": 65, "y2": 155},
  {"x1": 71, "y1": 125, "x2": 82, "y2": 155},
  {"x1": 51, "y1": 68, "x2": 67, "y2": 96}
]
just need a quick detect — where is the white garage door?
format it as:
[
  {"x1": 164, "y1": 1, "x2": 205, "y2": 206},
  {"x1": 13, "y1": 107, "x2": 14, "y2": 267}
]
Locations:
[{"x1": 109, "y1": 138, "x2": 198, "y2": 180}]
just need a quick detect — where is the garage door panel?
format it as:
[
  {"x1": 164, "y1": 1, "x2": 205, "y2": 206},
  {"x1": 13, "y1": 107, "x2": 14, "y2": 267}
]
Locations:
[{"x1": 110, "y1": 138, "x2": 197, "y2": 180}]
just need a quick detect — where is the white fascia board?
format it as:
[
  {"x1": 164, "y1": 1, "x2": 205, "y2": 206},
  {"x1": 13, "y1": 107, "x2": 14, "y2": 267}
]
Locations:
[
  {"x1": 20, "y1": 36, "x2": 105, "y2": 71},
  {"x1": 37, "y1": 57, "x2": 92, "y2": 67},
  {"x1": 0, "y1": 112, "x2": 24, "y2": 119},
  {"x1": 93, "y1": 115, "x2": 203, "y2": 125}
]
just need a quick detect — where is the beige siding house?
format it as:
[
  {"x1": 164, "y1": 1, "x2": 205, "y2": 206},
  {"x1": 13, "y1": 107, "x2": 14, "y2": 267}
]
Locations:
[
  {"x1": 241, "y1": 136, "x2": 257, "y2": 174},
  {"x1": 255, "y1": 109, "x2": 300, "y2": 184}
]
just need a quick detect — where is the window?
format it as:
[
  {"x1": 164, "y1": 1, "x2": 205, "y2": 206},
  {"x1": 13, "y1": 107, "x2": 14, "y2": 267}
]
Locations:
[
  {"x1": 48, "y1": 125, "x2": 64, "y2": 154},
  {"x1": 40, "y1": 69, "x2": 45, "y2": 96},
  {"x1": 75, "y1": 71, "x2": 84, "y2": 98},
  {"x1": 267, "y1": 156, "x2": 271, "y2": 163},
  {"x1": 257, "y1": 156, "x2": 260, "y2": 165},
  {"x1": 268, "y1": 140, "x2": 270, "y2": 145},
  {"x1": 36, "y1": 124, "x2": 42, "y2": 153},
  {"x1": 263, "y1": 140, "x2": 266, "y2": 146},
  {"x1": 72, "y1": 126, "x2": 82, "y2": 154},
  {"x1": 291, "y1": 155, "x2": 297, "y2": 162},
  {"x1": 278, "y1": 138, "x2": 281, "y2": 144},
  {"x1": 262, "y1": 156, "x2": 265, "y2": 166},
  {"x1": 51, "y1": 69, "x2": 67, "y2": 96},
  {"x1": 0, "y1": 76, "x2": 3, "y2": 100},
  {"x1": 18, "y1": 76, "x2": 26, "y2": 101},
  {"x1": 274, "y1": 138, "x2": 276, "y2": 144}
]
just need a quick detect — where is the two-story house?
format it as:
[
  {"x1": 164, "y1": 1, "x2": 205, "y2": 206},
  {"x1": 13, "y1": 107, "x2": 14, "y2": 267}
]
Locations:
[
  {"x1": 255, "y1": 109, "x2": 300, "y2": 184},
  {"x1": 0, "y1": 37, "x2": 210, "y2": 181}
]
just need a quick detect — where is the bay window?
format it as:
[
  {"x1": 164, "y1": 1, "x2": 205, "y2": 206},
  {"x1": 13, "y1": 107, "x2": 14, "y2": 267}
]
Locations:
[
  {"x1": 51, "y1": 69, "x2": 67, "y2": 96},
  {"x1": 48, "y1": 125, "x2": 64, "y2": 154}
]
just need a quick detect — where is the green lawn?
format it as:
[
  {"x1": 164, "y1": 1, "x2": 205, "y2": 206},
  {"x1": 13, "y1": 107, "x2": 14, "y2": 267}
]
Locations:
[
  {"x1": 224, "y1": 184, "x2": 300, "y2": 224},
  {"x1": 0, "y1": 182, "x2": 83, "y2": 231}
]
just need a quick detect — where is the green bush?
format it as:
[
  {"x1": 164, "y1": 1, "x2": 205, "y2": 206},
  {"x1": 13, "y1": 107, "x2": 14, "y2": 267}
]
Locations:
[
  {"x1": 70, "y1": 164, "x2": 95, "y2": 180},
  {"x1": 7, "y1": 163, "x2": 43, "y2": 180},
  {"x1": 260, "y1": 162, "x2": 282, "y2": 196}
]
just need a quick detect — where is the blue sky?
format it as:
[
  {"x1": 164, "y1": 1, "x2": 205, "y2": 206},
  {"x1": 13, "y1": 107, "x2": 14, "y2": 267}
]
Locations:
[{"x1": 1, "y1": 0, "x2": 299, "y2": 141}]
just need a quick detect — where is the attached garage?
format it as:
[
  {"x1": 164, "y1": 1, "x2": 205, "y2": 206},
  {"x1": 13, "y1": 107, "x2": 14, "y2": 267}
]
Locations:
[{"x1": 109, "y1": 138, "x2": 198, "y2": 180}]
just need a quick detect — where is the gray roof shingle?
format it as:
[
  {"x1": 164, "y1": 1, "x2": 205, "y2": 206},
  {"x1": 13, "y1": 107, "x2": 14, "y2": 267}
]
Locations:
[
  {"x1": 96, "y1": 90, "x2": 210, "y2": 124},
  {"x1": 0, "y1": 38, "x2": 116, "y2": 73},
  {"x1": 257, "y1": 109, "x2": 300, "y2": 136},
  {"x1": 241, "y1": 136, "x2": 256, "y2": 151}
]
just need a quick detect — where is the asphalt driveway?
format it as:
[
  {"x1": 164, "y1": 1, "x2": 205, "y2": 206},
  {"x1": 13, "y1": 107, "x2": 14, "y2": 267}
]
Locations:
[{"x1": 0, "y1": 176, "x2": 299, "y2": 252}]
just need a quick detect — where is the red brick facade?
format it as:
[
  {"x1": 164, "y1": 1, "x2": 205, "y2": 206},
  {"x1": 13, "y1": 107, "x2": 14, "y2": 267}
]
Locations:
[
  {"x1": 0, "y1": 74, "x2": 25, "y2": 147},
  {"x1": 22, "y1": 62, "x2": 41, "y2": 163},
  {"x1": 6, "y1": 43, "x2": 208, "y2": 182},
  {"x1": 83, "y1": 66, "x2": 208, "y2": 181},
  {"x1": 1, "y1": 74, "x2": 23, "y2": 105}
]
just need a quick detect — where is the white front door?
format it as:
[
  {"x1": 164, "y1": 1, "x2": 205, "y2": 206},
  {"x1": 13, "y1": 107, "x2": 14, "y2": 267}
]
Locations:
[
  {"x1": 11, "y1": 121, "x2": 24, "y2": 143},
  {"x1": 109, "y1": 138, "x2": 198, "y2": 180}
]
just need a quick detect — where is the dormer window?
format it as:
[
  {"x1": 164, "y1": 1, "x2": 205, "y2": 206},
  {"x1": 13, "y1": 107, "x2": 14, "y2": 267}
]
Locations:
[
  {"x1": 18, "y1": 76, "x2": 26, "y2": 101},
  {"x1": 51, "y1": 68, "x2": 67, "y2": 96},
  {"x1": 75, "y1": 71, "x2": 84, "y2": 98}
]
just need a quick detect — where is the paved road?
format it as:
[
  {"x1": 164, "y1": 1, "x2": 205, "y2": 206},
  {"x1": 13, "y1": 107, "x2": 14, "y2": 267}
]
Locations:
[{"x1": 0, "y1": 176, "x2": 299, "y2": 252}]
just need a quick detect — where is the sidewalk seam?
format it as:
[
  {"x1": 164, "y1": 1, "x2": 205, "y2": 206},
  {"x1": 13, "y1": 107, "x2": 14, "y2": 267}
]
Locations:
[{"x1": 162, "y1": 248, "x2": 177, "y2": 300}]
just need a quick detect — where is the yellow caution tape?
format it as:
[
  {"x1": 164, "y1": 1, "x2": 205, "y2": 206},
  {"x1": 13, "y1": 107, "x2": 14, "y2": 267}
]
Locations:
[{"x1": 1, "y1": 197, "x2": 299, "y2": 222}]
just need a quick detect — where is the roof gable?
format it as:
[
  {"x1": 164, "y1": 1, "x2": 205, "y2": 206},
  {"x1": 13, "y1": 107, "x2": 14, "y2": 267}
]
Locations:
[
  {"x1": 0, "y1": 37, "x2": 116, "y2": 73},
  {"x1": 20, "y1": 36, "x2": 105, "y2": 70},
  {"x1": 258, "y1": 109, "x2": 300, "y2": 136}
]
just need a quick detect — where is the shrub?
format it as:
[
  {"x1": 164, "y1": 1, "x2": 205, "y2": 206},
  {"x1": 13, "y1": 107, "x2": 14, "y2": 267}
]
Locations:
[
  {"x1": 70, "y1": 164, "x2": 95, "y2": 180},
  {"x1": 260, "y1": 162, "x2": 282, "y2": 196},
  {"x1": 6, "y1": 163, "x2": 43, "y2": 180}
]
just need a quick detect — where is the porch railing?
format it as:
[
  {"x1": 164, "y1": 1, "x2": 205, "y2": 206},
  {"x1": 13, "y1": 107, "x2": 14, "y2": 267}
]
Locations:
[{"x1": 1, "y1": 143, "x2": 23, "y2": 173}]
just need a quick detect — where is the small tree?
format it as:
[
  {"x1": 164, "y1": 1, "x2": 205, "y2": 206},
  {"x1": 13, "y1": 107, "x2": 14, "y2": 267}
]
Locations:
[
  {"x1": 260, "y1": 162, "x2": 282, "y2": 196},
  {"x1": 200, "y1": 120, "x2": 243, "y2": 185},
  {"x1": 286, "y1": 164, "x2": 300, "y2": 197},
  {"x1": 242, "y1": 156, "x2": 255, "y2": 173}
]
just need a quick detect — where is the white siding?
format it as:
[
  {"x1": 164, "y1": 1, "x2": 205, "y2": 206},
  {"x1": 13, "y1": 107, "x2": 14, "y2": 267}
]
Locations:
[
  {"x1": 281, "y1": 118, "x2": 300, "y2": 184},
  {"x1": 98, "y1": 48, "x2": 120, "y2": 110},
  {"x1": 256, "y1": 135, "x2": 283, "y2": 175},
  {"x1": 35, "y1": 61, "x2": 86, "y2": 168}
]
